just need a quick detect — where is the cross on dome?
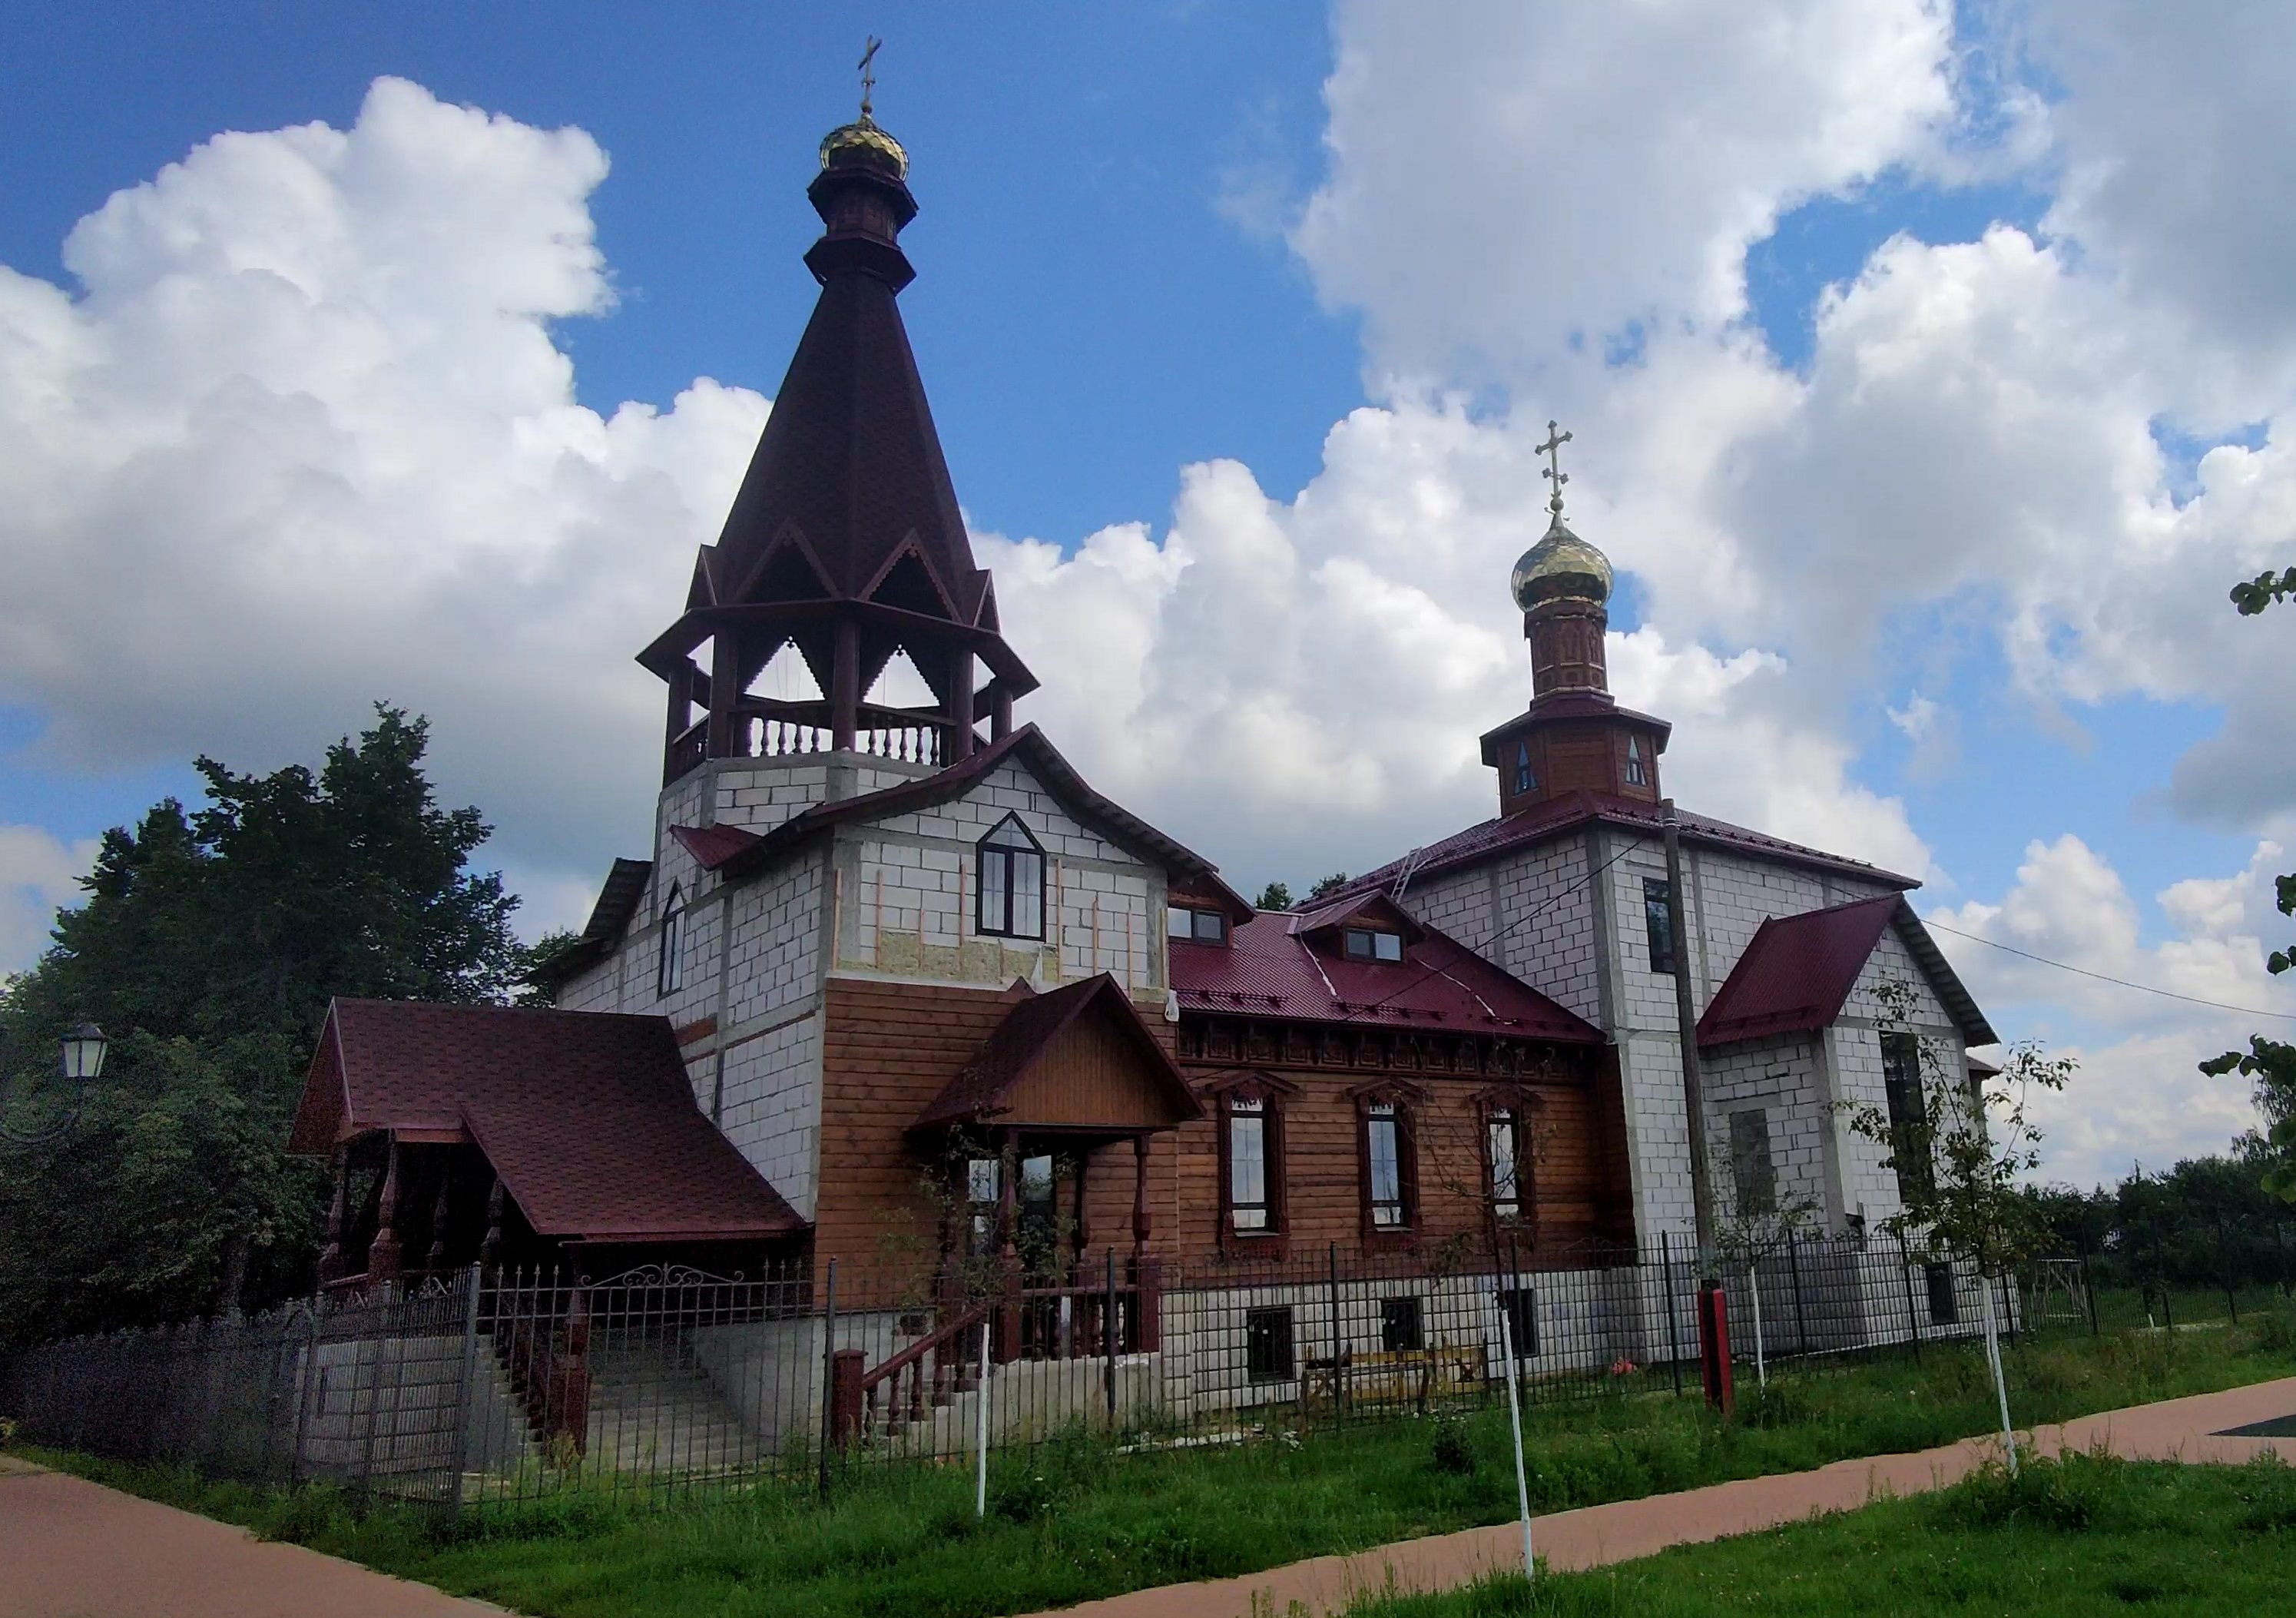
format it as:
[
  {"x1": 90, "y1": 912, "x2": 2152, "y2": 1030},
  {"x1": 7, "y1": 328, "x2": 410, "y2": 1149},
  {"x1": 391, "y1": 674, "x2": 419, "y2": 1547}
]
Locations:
[
  {"x1": 857, "y1": 35, "x2": 881, "y2": 120},
  {"x1": 1536, "y1": 419, "x2": 1573, "y2": 521}
]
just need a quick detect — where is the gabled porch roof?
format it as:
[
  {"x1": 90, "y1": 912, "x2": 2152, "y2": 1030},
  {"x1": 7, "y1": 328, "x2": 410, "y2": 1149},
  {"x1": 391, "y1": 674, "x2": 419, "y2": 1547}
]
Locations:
[{"x1": 911, "y1": 974, "x2": 1204, "y2": 1133}]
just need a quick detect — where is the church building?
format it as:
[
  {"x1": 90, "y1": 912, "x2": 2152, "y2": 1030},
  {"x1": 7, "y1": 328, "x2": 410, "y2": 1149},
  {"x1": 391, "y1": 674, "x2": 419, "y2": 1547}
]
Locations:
[{"x1": 289, "y1": 95, "x2": 1994, "y2": 1353}]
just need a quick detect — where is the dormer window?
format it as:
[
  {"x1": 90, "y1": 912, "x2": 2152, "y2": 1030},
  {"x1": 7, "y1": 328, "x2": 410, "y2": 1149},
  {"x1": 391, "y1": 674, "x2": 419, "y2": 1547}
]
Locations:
[
  {"x1": 1513, "y1": 741, "x2": 1536, "y2": 796},
  {"x1": 1625, "y1": 734, "x2": 1648, "y2": 787},
  {"x1": 976, "y1": 814, "x2": 1045, "y2": 939},
  {"x1": 656, "y1": 884, "x2": 687, "y2": 997},
  {"x1": 1168, "y1": 906, "x2": 1228, "y2": 944},
  {"x1": 1343, "y1": 927, "x2": 1404, "y2": 963}
]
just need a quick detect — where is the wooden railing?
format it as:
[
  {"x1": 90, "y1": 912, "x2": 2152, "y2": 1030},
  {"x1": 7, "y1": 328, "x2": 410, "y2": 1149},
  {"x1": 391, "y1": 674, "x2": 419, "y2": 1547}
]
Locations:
[
  {"x1": 493, "y1": 1286, "x2": 591, "y2": 1456},
  {"x1": 665, "y1": 703, "x2": 956, "y2": 781},
  {"x1": 854, "y1": 1299, "x2": 993, "y2": 1441}
]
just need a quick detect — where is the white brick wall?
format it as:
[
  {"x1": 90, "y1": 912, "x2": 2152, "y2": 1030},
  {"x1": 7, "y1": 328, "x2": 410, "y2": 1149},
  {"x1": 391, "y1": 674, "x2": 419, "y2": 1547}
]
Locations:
[
  {"x1": 718, "y1": 1015, "x2": 823, "y2": 1218},
  {"x1": 711, "y1": 760, "x2": 833, "y2": 834},
  {"x1": 840, "y1": 758, "x2": 1164, "y2": 995},
  {"x1": 726, "y1": 854, "x2": 828, "y2": 1027}
]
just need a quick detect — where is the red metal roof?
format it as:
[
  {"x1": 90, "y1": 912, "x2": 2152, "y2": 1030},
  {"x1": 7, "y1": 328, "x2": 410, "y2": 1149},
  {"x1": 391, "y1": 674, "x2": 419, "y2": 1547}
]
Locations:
[
  {"x1": 288, "y1": 1000, "x2": 804, "y2": 1242},
  {"x1": 1171, "y1": 913, "x2": 1602, "y2": 1043},
  {"x1": 1695, "y1": 894, "x2": 1996, "y2": 1049},
  {"x1": 1337, "y1": 790, "x2": 1918, "y2": 901},
  {"x1": 1695, "y1": 894, "x2": 1900, "y2": 1048}
]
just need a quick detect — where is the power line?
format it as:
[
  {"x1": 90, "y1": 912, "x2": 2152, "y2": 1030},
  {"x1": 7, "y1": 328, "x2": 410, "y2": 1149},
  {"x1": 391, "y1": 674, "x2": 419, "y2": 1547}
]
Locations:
[{"x1": 1923, "y1": 918, "x2": 2296, "y2": 1025}]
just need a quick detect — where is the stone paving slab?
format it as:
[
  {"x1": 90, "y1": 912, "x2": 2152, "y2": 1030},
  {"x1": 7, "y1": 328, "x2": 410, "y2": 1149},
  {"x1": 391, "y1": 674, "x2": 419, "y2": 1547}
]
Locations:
[
  {"x1": 1035, "y1": 1376, "x2": 2296, "y2": 1618},
  {"x1": 0, "y1": 1455, "x2": 511, "y2": 1618}
]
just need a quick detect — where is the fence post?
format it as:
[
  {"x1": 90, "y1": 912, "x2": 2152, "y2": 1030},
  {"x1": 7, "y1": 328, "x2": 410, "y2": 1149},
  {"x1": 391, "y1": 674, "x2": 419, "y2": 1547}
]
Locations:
[
  {"x1": 1999, "y1": 1271, "x2": 2016, "y2": 1347},
  {"x1": 1327, "y1": 1242, "x2": 1345, "y2": 1416},
  {"x1": 1660, "y1": 1232, "x2": 1683, "y2": 1398},
  {"x1": 1893, "y1": 1229, "x2": 1922, "y2": 1365},
  {"x1": 817, "y1": 1258, "x2": 837, "y2": 1500},
  {"x1": 446, "y1": 1263, "x2": 483, "y2": 1524},
  {"x1": 1104, "y1": 1246, "x2": 1118, "y2": 1427},
  {"x1": 2076, "y1": 1231, "x2": 2101, "y2": 1337}
]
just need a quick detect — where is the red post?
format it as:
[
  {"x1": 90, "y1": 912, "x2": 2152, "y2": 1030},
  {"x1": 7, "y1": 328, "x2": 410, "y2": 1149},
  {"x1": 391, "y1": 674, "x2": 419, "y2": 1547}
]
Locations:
[
  {"x1": 1698, "y1": 1281, "x2": 1734, "y2": 1415},
  {"x1": 830, "y1": 1348, "x2": 865, "y2": 1447}
]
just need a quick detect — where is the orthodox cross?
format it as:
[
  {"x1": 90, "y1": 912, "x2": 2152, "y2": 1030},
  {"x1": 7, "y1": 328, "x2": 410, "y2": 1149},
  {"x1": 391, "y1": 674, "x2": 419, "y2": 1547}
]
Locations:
[
  {"x1": 858, "y1": 36, "x2": 882, "y2": 120},
  {"x1": 1537, "y1": 419, "x2": 1573, "y2": 519}
]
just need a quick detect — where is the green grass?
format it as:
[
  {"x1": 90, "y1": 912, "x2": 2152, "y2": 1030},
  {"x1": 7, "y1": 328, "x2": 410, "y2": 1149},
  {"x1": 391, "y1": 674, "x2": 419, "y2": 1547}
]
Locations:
[
  {"x1": 19, "y1": 1314, "x2": 2296, "y2": 1618},
  {"x1": 1339, "y1": 1453, "x2": 2296, "y2": 1616}
]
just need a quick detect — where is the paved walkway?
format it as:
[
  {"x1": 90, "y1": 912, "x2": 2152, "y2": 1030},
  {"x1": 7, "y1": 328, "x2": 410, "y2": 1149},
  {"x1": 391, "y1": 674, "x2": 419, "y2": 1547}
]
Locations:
[
  {"x1": 1035, "y1": 1376, "x2": 2296, "y2": 1618},
  {"x1": 0, "y1": 1455, "x2": 506, "y2": 1618}
]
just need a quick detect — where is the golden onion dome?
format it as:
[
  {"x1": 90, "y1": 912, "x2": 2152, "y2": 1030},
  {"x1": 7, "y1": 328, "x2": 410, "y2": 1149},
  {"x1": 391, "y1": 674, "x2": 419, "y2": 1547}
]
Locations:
[
  {"x1": 819, "y1": 115, "x2": 908, "y2": 180},
  {"x1": 1510, "y1": 517, "x2": 1614, "y2": 609}
]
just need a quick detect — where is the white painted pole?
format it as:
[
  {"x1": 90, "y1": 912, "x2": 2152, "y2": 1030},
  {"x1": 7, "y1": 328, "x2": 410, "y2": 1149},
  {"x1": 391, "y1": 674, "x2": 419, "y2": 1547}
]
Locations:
[
  {"x1": 975, "y1": 1318, "x2": 992, "y2": 1517},
  {"x1": 1979, "y1": 1272, "x2": 2016, "y2": 1476},
  {"x1": 1750, "y1": 1260, "x2": 1766, "y2": 1391},
  {"x1": 1496, "y1": 1292, "x2": 1533, "y2": 1581}
]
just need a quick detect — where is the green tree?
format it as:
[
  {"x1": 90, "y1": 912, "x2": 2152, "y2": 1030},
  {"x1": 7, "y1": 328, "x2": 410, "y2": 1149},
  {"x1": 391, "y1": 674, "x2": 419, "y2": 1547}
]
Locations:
[
  {"x1": 2202, "y1": 565, "x2": 2296, "y2": 1203},
  {"x1": 1252, "y1": 881, "x2": 1293, "y2": 913},
  {"x1": 0, "y1": 707, "x2": 528, "y2": 1346},
  {"x1": 1305, "y1": 872, "x2": 1350, "y2": 903}
]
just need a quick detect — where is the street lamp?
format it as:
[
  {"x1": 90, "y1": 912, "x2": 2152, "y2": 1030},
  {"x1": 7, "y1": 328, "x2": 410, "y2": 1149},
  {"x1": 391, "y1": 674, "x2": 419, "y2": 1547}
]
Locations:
[{"x1": 0, "y1": 1020, "x2": 106, "y2": 1146}]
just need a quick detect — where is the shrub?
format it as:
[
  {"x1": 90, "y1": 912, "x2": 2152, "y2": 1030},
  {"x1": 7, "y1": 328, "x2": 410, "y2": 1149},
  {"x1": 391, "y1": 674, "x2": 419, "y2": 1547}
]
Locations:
[
  {"x1": 2233, "y1": 1455, "x2": 2296, "y2": 1533},
  {"x1": 1430, "y1": 1421, "x2": 1476, "y2": 1477},
  {"x1": 1930, "y1": 1449, "x2": 2123, "y2": 1533}
]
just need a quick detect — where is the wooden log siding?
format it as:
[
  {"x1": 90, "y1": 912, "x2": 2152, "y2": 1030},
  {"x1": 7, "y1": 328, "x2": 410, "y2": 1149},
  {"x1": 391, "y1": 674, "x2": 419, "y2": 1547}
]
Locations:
[
  {"x1": 813, "y1": 979, "x2": 1183, "y2": 1274},
  {"x1": 1171, "y1": 1020, "x2": 1628, "y2": 1264}
]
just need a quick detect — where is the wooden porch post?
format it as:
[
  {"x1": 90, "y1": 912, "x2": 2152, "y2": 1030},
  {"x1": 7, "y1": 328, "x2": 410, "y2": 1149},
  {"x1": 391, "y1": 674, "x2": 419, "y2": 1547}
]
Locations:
[
  {"x1": 423, "y1": 1160, "x2": 453, "y2": 1274},
  {"x1": 1070, "y1": 1149, "x2": 1091, "y2": 1275},
  {"x1": 830, "y1": 618, "x2": 860, "y2": 752},
  {"x1": 367, "y1": 1132, "x2": 405, "y2": 1287},
  {"x1": 316, "y1": 1145, "x2": 350, "y2": 1285},
  {"x1": 997, "y1": 1129, "x2": 1022, "y2": 1363},
  {"x1": 479, "y1": 1174, "x2": 505, "y2": 1274},
  {"x1": 991, "y1": 685, "x2": 1014, "y2": 741},
  {"x1": 949, "y1": 646, "x2": 976, "y2": 761}
]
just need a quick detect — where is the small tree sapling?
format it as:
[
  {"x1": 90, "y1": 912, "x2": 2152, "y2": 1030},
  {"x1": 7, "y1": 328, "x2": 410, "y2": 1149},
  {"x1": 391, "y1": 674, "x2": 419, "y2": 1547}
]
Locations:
[{"x1": 1844, "y1": 976, "x2": 2075, "y2": 1473}]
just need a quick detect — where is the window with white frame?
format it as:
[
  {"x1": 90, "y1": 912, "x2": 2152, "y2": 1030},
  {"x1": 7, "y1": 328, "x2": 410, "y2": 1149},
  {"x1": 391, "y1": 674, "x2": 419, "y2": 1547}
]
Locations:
[
  {"x1": 657, "y1": 884, "x2": 687, "y2": 997},
  {"x1": 1365, "y1": 1101, "x2": 1410, "y2": 1228},
  {"x1": 976, "y1": 814, "x2": 1045, "y2": 938},
  {"x1": 1228, "y1": 1096, "x2": 1271, "y2": 1232},
  {"x1": 1625, "y1": 733, "x2": 1648, "y2": 787},
  {"x1": 1487, "y1": 1106, "x2": 1523, "y2": 1221}
]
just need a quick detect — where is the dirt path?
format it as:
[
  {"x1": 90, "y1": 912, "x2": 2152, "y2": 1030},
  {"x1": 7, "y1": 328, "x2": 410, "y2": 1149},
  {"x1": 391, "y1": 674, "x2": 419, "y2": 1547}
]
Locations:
[
  {"x1": 0, "y1": 1455, "x2": 508, "y2": 1618},
  {"x1": 1032, "y1": 1376, "x2": 2296, "y2": 1618}
]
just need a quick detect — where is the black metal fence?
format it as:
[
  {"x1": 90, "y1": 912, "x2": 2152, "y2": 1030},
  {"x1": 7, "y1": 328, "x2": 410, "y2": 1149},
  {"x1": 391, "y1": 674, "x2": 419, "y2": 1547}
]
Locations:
[{"x1": 0, "y1": 1235, "x2": 2096, "y2": 1514}]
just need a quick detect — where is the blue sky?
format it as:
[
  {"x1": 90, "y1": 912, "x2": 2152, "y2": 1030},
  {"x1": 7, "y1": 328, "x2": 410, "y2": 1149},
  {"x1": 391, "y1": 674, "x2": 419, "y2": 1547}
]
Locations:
[{"x1": 4, "y1": 2, "x2": 2294, "y2": 1184}]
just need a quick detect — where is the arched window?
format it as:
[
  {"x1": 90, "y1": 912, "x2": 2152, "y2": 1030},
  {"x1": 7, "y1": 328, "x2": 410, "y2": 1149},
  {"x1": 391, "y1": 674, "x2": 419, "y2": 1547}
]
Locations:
[
  {"x1": 976, "y1": 814, "x2": 1045, "y2": 939},
  {"x1": 656, "y1": 884, "x2": 687, "y2": 997},
  {"x1": 1625, "y1": 733, "x2": 1648, "y2": 787},
  {"x1": 1514, "y1": 741, "x2": 1536, "y2": 796}
]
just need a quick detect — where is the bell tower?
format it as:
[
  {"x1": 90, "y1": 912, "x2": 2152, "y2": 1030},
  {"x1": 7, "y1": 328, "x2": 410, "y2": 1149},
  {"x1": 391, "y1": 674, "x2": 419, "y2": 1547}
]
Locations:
[
  {"x1": 636, "y1": 68, "x2": 1038, "y2": 794},
  {"x1": 1478, "y1": 423, "x2": 1671, "y2": 816}
]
